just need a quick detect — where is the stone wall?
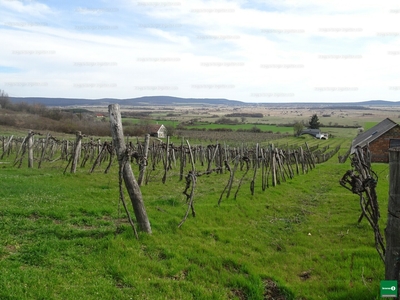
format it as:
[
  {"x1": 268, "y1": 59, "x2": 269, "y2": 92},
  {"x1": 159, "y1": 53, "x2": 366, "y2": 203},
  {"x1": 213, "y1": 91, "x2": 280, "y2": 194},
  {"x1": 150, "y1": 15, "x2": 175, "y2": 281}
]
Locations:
[{"x1": 369, "y1": 126, "x2": 400, "y2": 162}]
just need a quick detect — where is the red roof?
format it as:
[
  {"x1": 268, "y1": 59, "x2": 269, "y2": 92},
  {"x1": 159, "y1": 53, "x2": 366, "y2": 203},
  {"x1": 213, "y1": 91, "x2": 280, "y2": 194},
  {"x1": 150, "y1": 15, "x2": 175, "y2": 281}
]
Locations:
[{"x1": 148, "y1": 124, "x2": 163, "y2": 133}]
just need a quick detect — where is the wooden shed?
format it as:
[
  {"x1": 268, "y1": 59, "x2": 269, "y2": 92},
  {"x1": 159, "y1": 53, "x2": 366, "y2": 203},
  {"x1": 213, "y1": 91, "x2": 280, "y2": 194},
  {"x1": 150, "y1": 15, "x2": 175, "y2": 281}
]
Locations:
[
  {"x1": 148, "y1": 124, "x2": 167, "y2": 138},
  {"x1": 351, "y1": 118, "x2": 400, "y2": 162}
]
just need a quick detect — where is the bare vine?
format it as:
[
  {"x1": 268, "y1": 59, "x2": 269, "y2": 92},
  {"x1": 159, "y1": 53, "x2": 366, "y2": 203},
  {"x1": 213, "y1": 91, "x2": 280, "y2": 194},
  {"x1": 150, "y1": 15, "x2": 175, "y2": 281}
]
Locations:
[{"x1": 339, "y1": 146, "x2": 385, "y2": 262}]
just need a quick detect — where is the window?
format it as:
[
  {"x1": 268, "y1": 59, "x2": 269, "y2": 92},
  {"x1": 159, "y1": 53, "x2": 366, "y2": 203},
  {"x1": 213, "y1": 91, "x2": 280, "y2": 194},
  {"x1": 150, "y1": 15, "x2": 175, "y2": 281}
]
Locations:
[{"x1": 389, "y1": 139, "x2": 400, "y2": 148}]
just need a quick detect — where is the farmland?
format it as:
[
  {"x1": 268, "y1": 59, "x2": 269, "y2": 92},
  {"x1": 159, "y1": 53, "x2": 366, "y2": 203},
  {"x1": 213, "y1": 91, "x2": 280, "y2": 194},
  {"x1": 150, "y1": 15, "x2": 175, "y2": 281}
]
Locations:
[{"x1": 0, "y1": 102, "x2": 394, "y2": 299}]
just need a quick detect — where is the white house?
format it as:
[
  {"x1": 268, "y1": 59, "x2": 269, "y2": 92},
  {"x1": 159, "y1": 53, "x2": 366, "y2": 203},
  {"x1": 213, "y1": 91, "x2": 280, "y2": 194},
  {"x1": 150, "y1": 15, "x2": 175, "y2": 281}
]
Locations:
[{"x1": 148, "y1": 124, "x2": 167, "y2": 138}]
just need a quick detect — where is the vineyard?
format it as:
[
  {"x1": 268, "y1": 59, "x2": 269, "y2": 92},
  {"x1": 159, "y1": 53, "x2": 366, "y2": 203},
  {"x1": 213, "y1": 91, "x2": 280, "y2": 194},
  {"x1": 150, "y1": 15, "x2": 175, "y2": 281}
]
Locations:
[
  {"x1": 1, "y1": 129, "x2": 345, "y2": 199},
  {"x1": 0, "y1": 124, "x2": 386, "y2": 299}
]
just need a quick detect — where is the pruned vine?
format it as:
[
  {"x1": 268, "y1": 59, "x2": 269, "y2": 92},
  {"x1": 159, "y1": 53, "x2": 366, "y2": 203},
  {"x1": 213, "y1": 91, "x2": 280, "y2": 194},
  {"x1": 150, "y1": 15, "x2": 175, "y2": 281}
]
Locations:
[{"x1": 340, "y1": 146, "x2": 385, "y2": 262}]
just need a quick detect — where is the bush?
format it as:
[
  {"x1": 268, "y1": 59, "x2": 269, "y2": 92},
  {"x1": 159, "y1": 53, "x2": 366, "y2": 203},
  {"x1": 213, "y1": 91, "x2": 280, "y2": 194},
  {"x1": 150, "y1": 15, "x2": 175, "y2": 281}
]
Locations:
[
  {"x1": 225, "y1": 113, "x2": 263, "y2": 118},
  {"x1": 215, "y1": 117, "x2": 239, "y2": 125},
  {"x1": 0, "y1": 115, "x2": 17, "y2": 126}
]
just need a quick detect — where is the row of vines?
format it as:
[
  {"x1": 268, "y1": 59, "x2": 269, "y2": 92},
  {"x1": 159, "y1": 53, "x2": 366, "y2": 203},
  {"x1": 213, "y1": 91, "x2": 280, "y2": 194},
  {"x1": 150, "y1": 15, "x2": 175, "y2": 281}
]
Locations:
[
  {"x1": 2, "y1": 126, "x2": 343, "y2": 231},
  {"x1": 1, "y1": 131, "x2": 342, "y2": 197}
]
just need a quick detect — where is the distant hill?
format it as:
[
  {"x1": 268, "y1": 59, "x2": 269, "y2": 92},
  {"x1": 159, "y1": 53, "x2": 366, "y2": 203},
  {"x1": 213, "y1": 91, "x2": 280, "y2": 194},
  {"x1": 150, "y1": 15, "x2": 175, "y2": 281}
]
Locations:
[
  {"x1": 356, "y1": 100, "x2": 400, "y2": 106},
  {"x1": 9, "y1": 96, "x2": 244, "y2": 107},
  {"x1": 8, "y1": 96, "x2": 400, "y2": 107}
]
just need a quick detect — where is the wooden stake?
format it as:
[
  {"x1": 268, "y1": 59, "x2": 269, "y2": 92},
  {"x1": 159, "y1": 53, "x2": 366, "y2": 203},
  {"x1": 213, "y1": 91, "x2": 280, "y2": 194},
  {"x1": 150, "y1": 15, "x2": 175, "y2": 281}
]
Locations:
[
  {"x1": 27, "y1": 130, "x2": 34, "y2": 168},
  {"x1": 385, "y1": 148, "x2": 400, "y2": 283},
  {"x1": 70, "y1": 131, "x2": 83, "y2": 173},
  {"x1": 138, "y1": 134, "x2": 150, "y2": 186},
  {"x1": 108, "y1": 104, "x2": 152, "y2": 234}
]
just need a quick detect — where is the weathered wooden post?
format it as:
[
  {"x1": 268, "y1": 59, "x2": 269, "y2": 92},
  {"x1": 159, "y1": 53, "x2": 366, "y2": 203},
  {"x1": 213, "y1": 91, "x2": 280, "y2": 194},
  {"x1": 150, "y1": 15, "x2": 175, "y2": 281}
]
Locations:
[
  {"x1": 38, "y1": 133, "x2": 50, "y2": 169},
  {"x1": 27, "y1": 130, "x2": 34, "y2": 168},
  {"x1": 162, "y1": 136, "x2": 170, "y2": 184},
  {"x1": 218, "y1": 142, "x2": 223, "y2": 174},
  {"x1": 138, "y1": 134, "x2": 150, "y2": 186},
  {"x1": 1, "y1": 135, "x2": 13, "y2": 159},
  {"x1": 108, "y1": 104, "x2": 152, "y2": 234},
  {"x1": 70, "y1": 131, "x2": 83, "y2": 173},
  {"x1": 179, "y1": 138, "x2": 185, "y2": 181},
  {"x1": 97, "y1": 139, "x2": 101, "y2": 155},
  {"x1": 385, "y1": 148, "x2": 400, "y2": 284},
  {"x1": 272, "y1": 150, "x2": 277, "y2": 187}
]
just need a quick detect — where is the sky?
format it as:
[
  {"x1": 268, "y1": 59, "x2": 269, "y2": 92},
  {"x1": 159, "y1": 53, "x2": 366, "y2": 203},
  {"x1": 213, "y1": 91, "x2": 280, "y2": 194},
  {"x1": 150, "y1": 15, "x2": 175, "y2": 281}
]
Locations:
[{"x1": 1, "y1": 0, "x2": 400, "y2": 103}]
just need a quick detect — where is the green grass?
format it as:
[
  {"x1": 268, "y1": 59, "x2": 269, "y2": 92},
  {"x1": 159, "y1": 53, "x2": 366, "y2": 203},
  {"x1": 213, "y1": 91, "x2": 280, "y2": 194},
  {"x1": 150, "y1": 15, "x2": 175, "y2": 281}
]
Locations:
[
  {"x1": 0, "y1": 140, "x2": 387, "y2": 299},
  {"x1": 121, "y1": 118, "x2": 294, "y2": 134},
  {"x1": 363, "y1": 122, "x2": 378, "y2": 131},
  {"x1": 183, "y1": 123, "x2": 292, "y2": 133},
  {"x1": 122, "y1": 118, "x2": 178, "y2": 127}
]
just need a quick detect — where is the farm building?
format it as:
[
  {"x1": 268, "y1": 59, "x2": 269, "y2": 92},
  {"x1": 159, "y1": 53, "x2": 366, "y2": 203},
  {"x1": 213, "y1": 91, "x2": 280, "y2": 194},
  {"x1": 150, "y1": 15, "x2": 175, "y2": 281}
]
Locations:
[
  {"x1": 148, "y1": 124, "x2": 167, "y2": 138},
  {"x1": 351, "y1": 118, "x2": 400, "y2": 163},
  {"x1": 300, "y1": 129, "x2": 328, "y2": 139}
]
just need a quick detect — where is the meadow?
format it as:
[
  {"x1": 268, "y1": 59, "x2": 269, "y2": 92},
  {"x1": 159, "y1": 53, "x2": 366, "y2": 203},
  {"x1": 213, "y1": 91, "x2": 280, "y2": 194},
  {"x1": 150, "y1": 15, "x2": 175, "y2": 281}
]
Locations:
[{"x1": 0, "y1": 125, "x2": 389, "y2": 300}]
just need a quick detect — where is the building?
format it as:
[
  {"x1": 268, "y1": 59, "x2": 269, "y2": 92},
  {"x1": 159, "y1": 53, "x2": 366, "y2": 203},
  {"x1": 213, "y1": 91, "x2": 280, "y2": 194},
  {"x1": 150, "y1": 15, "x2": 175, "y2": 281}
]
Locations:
[
  {"x1": 300, "y1": 128, "x2": 321, "y2": 137},
  {"x1": 351, "y1": 118, "x2": 400, "y2": 163},
  {"x1": 148, "y1": 124, "x2": 167, "y2": 138},
  {"x1": 300, "y1": 128, "x2": 328, "y2": 139}
]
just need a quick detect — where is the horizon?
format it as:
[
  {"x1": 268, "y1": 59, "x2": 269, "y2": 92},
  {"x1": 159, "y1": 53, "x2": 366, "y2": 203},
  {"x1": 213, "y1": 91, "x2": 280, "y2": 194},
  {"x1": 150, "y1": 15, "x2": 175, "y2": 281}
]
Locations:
[
  {"x1": 9, "y1": 95, "x2": 400, "y2": 105},
  {"x1": 1, "y1": 0, "x2": 400, "y2": 103}
]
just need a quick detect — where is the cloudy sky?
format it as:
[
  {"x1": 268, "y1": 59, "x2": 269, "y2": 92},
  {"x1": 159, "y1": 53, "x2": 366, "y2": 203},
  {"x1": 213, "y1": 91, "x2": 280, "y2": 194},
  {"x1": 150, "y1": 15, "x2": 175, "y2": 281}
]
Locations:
[{"x1": 1, "y1": 0, "x2": 400, "y2": 103}]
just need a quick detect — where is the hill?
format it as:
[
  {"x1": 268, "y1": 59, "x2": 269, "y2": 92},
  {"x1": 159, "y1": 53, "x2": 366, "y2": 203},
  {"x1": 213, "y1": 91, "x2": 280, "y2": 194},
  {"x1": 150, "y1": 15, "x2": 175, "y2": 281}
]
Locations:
[
  {"x1": 9, "y1": 96, "x2": 245, "y2": 107},
  {"x1": 9, "y1": 96, "x2": 400, "y2": 108}
]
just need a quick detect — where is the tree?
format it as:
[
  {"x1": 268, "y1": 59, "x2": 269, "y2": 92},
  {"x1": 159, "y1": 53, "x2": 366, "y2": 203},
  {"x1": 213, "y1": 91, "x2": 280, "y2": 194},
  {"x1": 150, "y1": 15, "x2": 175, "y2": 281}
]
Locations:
[
  {"x1": 165, "y1": 125, "x2": 175, "y2": 137},
  {"x1": 309, "y1": 114, "x2": 320, "y2": 129},
  {"x1": 0, "y1": 90, "x2": 11, "y2": 109},
  {"x1": 293, "y1": 121, "x2": 304, "y2": 136}
]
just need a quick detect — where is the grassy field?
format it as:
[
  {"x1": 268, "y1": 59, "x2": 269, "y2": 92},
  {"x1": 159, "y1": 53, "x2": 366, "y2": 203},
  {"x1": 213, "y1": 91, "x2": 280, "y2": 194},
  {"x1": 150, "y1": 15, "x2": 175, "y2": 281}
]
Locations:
[
  {"x1": 182, "y1": 123, "x2": 292, "y2": 133},
  {"x1": 363, "y1": 122, "x2": 379, "y2": 131},
  {"x1": 0, "y1": 134, "x2": 388, "y2": 299}
]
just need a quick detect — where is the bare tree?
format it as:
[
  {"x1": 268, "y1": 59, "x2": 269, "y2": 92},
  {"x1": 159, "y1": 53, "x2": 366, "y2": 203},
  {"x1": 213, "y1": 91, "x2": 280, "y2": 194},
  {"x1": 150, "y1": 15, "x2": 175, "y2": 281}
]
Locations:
[
  {"x1": 0, "y1": 90, "x2": 11, "y2": 109},
  {"x1": 293, "y1": 121, "x2": 304, "y2": 136}
]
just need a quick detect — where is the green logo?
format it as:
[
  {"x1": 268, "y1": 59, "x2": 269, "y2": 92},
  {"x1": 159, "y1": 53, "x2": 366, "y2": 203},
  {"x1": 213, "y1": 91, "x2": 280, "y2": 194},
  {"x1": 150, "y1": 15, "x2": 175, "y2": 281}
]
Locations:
[{"x1": 380, "y1": 280, "x2": 398, "y2": 298}]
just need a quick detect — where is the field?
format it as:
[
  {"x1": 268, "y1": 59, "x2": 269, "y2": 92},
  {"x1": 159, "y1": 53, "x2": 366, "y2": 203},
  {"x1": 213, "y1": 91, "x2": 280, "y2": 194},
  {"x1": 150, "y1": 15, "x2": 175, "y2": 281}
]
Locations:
[{"x1": 0, "y1": 104, "x2": 394, "y2": 299}]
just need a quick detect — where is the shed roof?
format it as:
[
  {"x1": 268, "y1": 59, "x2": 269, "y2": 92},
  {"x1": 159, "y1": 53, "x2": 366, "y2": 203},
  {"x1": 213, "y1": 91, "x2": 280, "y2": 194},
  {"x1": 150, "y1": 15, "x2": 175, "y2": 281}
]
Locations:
[
  {"x1": 300, "y1": 128, "x2": 321, "y2": 137},
  {"x1": 147, "y1": 124, "x2": 164, "y2": 133},
  {"x1": 351, "y1": 118, "x2": 399, "y2": 153}
]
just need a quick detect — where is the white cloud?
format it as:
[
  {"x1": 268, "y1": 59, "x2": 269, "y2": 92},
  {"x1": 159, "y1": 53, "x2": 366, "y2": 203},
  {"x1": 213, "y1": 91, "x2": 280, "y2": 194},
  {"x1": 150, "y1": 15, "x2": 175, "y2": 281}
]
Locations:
[
  {"x1": 1, "y1": 0, "x2": 399, "y2": 102},
  {"x1": 0, "y1": 0, "x2": 53, "y2": 17}
]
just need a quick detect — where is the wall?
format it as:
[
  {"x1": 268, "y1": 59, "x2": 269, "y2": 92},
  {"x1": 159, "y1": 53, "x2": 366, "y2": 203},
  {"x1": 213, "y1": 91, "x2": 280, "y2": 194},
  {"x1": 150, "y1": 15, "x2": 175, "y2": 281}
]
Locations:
[{"x1": 368, "y1": 126, "x2": 400, "y2": 163}]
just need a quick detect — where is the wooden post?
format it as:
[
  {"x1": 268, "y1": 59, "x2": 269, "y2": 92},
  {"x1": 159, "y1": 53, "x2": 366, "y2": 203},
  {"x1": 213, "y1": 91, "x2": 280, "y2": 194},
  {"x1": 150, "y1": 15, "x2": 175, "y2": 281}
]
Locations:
[
  {"x1": 108, "y1": 104, "x2": 151, "y2": 234},
  {"x1": 28, "y1": 131, "x2": 34, "y2": 168},
  {"x1": 272, "y1": 150, "x2": 277, "y2": 187},
  {"x1": 1, "y1": 135, "x2": 13, "y2": 159},
  {"x1": 162, "y1": 136, "x2": 170, "y2": 184},
  {"x1": 385, "y1": 148, "x2": 400, "y2": 283},
  {"x1": 218, "y1": 142, "x2": 223, "y2": 174},
  {"x1": 138, "y1": 134, "x2": 150, "y2": 186},
  {"x1": 38, "y1": 133, "x2": 50, "y2": 169},
  {"x1": 70, "y1": 131, "x2": 83, "y2": 173},
  {"x1": 179, "y1": 138, "x2": 184, "y2": 181}
]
